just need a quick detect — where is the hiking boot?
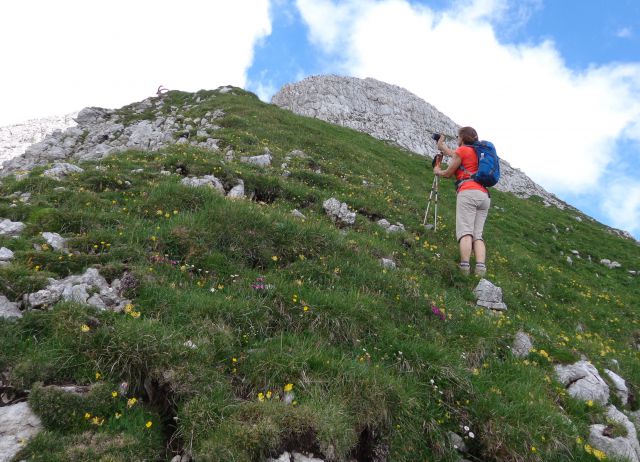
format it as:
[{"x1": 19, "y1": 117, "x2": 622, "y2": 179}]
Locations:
[
  {"x1": 459, "y1": 261, "x2": 470, "y2": 275},
  {"x1": 475, "y1": 263, "x2": 487, "y2": 277}
]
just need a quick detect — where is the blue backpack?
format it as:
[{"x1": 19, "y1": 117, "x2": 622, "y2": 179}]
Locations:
[{"x1": 457, "y1": 140, "x2": 500, "y2": 188}]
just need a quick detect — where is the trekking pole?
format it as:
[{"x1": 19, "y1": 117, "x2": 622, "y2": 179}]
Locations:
[{"x1": 423, "y1": 154, "x2": 442, "y2": 230}]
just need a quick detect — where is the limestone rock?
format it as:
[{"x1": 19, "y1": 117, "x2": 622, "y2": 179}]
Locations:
[
  {"x1": 322, "y1": 198, "x2": 356, "y2": 226},
  {"x1": 180, "y1": 175, "x2": 225, "y2": 194},
  {"x1": 0, "y1": 247, "x2": 14, "y2": 262},
  {"x1": 291, "y1": 209, "x2": 307, "y2": 220},
  {"x1": 240, "y1": 153, "x2": 272, "y2": 167},
  {"x1": 377, "y1": 219, "x2": 405, "y2": 233},
  {"x1": 25, "y1": 268, "x2": 131, "y2": 311},
  {"x1": 447, "y1": 431, "x2": 468, "y2": 452},
  {"x1": 227, "y1": 180, "x2": 245, "y2": 199},
  {"x1": 605, "y1": 369, "x2": 630, "y2": 405},
  {"x1": 380, "y1": 258, "x2": 396, "y2": 270},
  {"x1": 555, "y1": 360, "x2": 610, "y2": 405},
  {"x1": 0, "y1": 402, "x2": 43, "y2": 462},
  {"x1": 0, "y1": 295, "x2": 22, "y2": 319},
  {"x1": 600, "y1": 259, "x2": 622, "y2": 269},
  {"x1": 272, "y1": 75, "x2": 567, "y2": 209},
  {"x1": 41, "y1": 232, "x2": 68, "y2": 251},
  {"x1": 473, "y1": 279, "x2": 507, "y2": 311},
  {"x1": 589, "y1": 405, "x2": 640, "y2": 462},
  {"x1": 1, "y1": 96, "x2": 225, "y2": 176},
  {"x1": 512, "y1": 331, "x2": 533, "y2": 358},
  {"x1": 0, "y1": 219, "x2": 25, "y2": 237},
  {"x1": 43, "y1": 162, "x2": 84, "y2": 180}
]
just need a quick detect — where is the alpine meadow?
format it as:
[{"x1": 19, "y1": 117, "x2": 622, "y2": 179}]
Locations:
[{"x1": 1, "y1": 86, "x2": 639, "y2": 462}]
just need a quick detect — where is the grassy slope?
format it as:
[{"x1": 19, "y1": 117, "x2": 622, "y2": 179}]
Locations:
[{"x1": 1, "y1": 89, "x2": 638, "y2": 462}]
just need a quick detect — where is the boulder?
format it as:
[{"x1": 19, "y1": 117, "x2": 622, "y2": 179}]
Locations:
[
  {"x1": 323, "y1": 198, "x2": 356, "y2": 226},
  {"x1": 0, "y1": 295, "x2": 22, "y2": 319},
  {"x1": 180, "y1": 175, "x2": 225, "y2": 194},
  {"x1": 555, "y1": 360, "x2": 610, "y2": 405},
  {"x1": 25, "y1": 268, "x2": 131, "y2": 312},
  {"x1": 43, "y1": 162, "x2": 84, "y2": 180},
  {"x1": 227, "y1": 180, "x2": 245, "y2": 199},
  {"x1": 0, "y1": 247, "x2": 14, "y2": 262},
  {"x1": 473, "y1": 279, "x2": 507, "y2": 311},
  {"x1": 240, "y1": 152, "x2": 272, "y2": 167},
  {"x1": 605, "y1": 369, "x2": 629, "y2": 405},
  {"x1": 0, "y1": 219, "x2": 25, "y2": 237},
  {"x1": 589, "y1": 405, "x2": 640, "y2": 462},
  {"x1": 291, "y1": 209, "x2": 307, "y2": 220},
  {"x1": 380, "y1": 258, "x2": 396, "y2": 270},
  {"x1": 0, "y1": 402, "x2": 43, "y2": 462},
  {"x1": 41, "y1": 232, "x2": 68, "y2": 251},
  {"x1": 511, "y1": 331, "x2": 533, "y2": 358}
]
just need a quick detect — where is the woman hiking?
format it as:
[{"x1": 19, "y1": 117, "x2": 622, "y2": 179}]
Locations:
[{"x1": 433, "y1": 126, "x2": 490, "y2": 276}]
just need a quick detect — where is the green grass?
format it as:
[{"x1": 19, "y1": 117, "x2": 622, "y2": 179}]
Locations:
[{"x1": 2, "y1": 88, "x2": 639, "y2": 461}]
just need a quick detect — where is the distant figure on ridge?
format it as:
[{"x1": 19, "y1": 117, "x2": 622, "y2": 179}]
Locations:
[
  {"x1": 156, "y1": 85, "x2": 168, "y2": 97},
  {"x1": 434, "y1": 126, "x2": 490, "y2": 276}
]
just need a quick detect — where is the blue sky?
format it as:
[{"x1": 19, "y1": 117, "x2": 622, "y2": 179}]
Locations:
[{"x1": 1, "y1": 0, "x2": 640, "y2": 239}]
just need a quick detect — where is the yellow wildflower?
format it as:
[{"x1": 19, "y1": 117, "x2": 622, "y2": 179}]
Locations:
[
  {"x1": 127, "y1": 397, "x2": 138, "y2": 408},
  {"x1": 284, "y1": 383, "x2": 294, "y2": 393},
  {"x1": 258, "y1": 392, "x2": 265, "y2": 402},
  {"x1": 115, "y1": 412, "x2": 122, "y2": 419},
  {"x1": 84, "y1": 412, "x2": 91, "y2": 419},
  {"x1": 111, "y1": 391, "x2": 118, "y2": 398},
  {"x1": 81, "y1": 324, "x2": 90, "y2": 332},
  {"x1": 95, "y1": 372, "x2": 101, "y2": 380},
  {"x1": 145, "y1": 421, "x2": 153, "y2": 428}
]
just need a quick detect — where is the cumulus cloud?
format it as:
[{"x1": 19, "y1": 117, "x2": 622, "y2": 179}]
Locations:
[
  {"x1": 294, "y1": 0, "x2": 640, "y2": 237},
  {"x1": 0, "y1": 0, "x2": 271, "y2": 125},
  {"x1": 616, "y1": 27, "x2": 633, "y2": 38},
  {"x1": 602, "y1": 181, "x2": 640, "y2": 236}
]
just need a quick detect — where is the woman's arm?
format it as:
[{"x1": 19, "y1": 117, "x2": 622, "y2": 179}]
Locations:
[{"x1": 434, "y1": 154, "x2": 461, "y2": 178}]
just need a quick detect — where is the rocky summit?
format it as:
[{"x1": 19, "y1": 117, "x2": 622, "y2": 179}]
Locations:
[
  {"x1": 272, "y1": 75, "x2": 566, "y2": 208},
  {"x1": 0, "y1": 88, "x2": 233, "y2": 176}
]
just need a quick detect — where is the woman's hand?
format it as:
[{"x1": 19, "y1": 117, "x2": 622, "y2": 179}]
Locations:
[{"x1": 437, "y1": 135, "x2": 445, "y2": 153}]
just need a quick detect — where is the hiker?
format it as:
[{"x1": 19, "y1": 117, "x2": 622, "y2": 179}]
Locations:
[{"x1": 433, "y1": 126, "x2": 490, "y2": 276}]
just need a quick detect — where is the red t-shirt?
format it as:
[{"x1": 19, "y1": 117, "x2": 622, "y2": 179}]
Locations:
[{"x1": 455, "y1": 145, "x2": 488, "y2": 193}]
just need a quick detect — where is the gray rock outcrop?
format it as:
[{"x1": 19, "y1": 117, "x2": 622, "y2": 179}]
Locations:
[
  {"x1": 241, "y1": 152, "x2": 272, "y2": 167},
  {"x1": 0, "y1": 219, "x2": 25, "y2": 238},
  {"x1": 0, "y1": 247, "x2": 14, "y2": 264},
  {"x1": 180, "y1": 175, "x2": 225, "y2": 194},
  {"x1": 272, "y1": 75, "x2": 566, "y2": 208},
  {"x1": 24, "y1": 268, "x2": 131, "y2": 311},
  {"x1": 43, "y1": 162, "x2": 84, "y2": 180},
  {"x1": 0, "y1": 295, "x2": 22, "y2": 319},
  {"x1": 377, "y1": 219, "x2": 405, "y2": 233},
  {"x1": 589, "y1": 405, "x2": 640, "y2": 462},
  {"x1": 473, "y1": 279, "x2": 507, "y2": 311},
  {"x1": 227, "y1": 180, "x2": 245, "y2": 199},
  {"x1": 41, "y1": 232, "x2": 68, "y2": 251},
  {"x1": 605, "y1": 369, "x2": 630, "y2": 405},
  {"x1": 511, "y1": 331, "x2": 534, "y2": 358},
  {"x1": 322, "y1": 198, "x2": 356, "y2": 226},
  {"x1": 1, "y1": 93, "x2": 226, "y2": 176},
  {"x1": 0, "y1": 402, "x2": 43, "y2": 462},
  {"x1": 555, "y1": 361, "x2": 610, "y2": 405}
]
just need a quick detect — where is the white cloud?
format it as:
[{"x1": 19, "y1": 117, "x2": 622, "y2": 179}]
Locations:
[
  {"x1": 602, "y1": 180, "x2": 640, "y2": 236},
  {"x1": 295, "y1": 0, "x2": 640, "y2": 195},
  {"x1": 616, "y1": 27, "x2": 633, "y2": 38},
  {"x1": 0, "y1": 0, "x2": 271, "y2": 126}
]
